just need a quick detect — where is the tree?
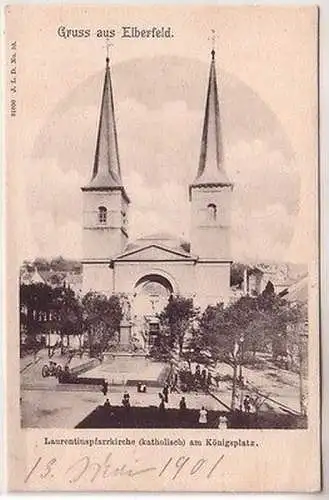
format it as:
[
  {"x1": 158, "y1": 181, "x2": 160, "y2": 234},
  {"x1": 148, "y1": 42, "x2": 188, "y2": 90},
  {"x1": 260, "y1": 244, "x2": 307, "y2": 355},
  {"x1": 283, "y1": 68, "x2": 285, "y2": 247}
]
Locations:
[
  {"x1": 20, "y1": 282, "x2": 84, "y2": 356},
  {"x1": 50, "y1": 256, "x2": 67, "y2": 272},
  {"x1": 82, "y1": 292, "x2": 122, "y2": 356},
  {"x1": 189, "y1": 302, "x2": 229, "y2": 362},
  {"x1": 33, "y1": 257, "x2": 51, "y2": 271},
  {"x1": 53, "y1": 286, "x2": 82, "y2": 352},
  {"x1": 20, "y1": 282, "x2": 55, "y2": 356},
  {"x1": 158, "y1": 295, "x2": 198, "y2": 357},
  {"x1": 196, "y1": 285, "x2": 305, "y2": 365},
  {"x1": 20, "y1": 282, "x2": 53, "y2": 335}
]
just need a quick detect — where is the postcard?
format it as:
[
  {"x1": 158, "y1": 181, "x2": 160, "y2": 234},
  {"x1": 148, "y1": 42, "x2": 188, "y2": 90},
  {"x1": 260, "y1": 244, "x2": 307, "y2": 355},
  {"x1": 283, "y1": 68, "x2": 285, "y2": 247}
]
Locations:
[{"x1": 5, "y1": 4, "x2": 320, "y2": 491}]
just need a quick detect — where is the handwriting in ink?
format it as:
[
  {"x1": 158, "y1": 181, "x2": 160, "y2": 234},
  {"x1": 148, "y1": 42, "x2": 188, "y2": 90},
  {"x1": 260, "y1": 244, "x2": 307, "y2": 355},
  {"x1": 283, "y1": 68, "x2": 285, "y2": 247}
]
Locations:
[
  {"x1": 24, "y1": 457, "x2": 57, "y2": 483},
  {"x1": 24, "y1": 453, "x2": 225, "y2": 485},
  {"x1": 66, "y1": 453, "x2": 156, "y2": 483}
]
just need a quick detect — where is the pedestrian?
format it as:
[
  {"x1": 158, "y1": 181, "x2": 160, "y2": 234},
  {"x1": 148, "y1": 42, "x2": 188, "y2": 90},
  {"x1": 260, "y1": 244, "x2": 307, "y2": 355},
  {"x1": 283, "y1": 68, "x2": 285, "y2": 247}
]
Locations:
[
  {"x1": 163, "y1": 383, "x2": 169, "y2": 403},
  {"x1": 103, "y1": 398, "x2": 111, "y2": 408},
  {"x1": 159, "y1": 393, "x2": 166, "y2": 412},
  {"x1": 178, "y1": 396, "x2": 187, "y2": 426},
  {"x1": 243, "y1": 395, "x2": 251, "y2": 413},
  {"x1": 122, "y1": 391, "x2": 130, "y2": 408},
  {"x1": 101, "y1": 380, "x2": 108, "y2": 397},
  {"x1": 179, "y1": 396, "x2": 187, "y2": 411},
  {"x1": 122, "y1": 397, "x2": 130, "y2": 409},
  {"x1": 198, "y1": 405, "x2": 208, "y2": 426},
  {"x1": 218, "y1": 414, "x2": 228, "y2": 429}
]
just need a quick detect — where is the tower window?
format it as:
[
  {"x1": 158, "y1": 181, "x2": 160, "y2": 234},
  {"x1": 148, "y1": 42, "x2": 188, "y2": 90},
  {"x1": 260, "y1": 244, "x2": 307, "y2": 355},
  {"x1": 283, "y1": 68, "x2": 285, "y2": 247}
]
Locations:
[
  {"x1": 98, "y1": 206, "x2": 107, "y2": 224},
  {"x1": 207, "y1": 203, "x2": 217, "y2": 221}
]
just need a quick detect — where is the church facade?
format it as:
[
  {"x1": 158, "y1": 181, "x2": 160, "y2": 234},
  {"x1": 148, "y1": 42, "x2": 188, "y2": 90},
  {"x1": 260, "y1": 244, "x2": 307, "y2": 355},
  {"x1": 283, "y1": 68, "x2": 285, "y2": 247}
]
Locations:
[{"x1": 81, "y1": 49, "x2": 233, "y2": 321}]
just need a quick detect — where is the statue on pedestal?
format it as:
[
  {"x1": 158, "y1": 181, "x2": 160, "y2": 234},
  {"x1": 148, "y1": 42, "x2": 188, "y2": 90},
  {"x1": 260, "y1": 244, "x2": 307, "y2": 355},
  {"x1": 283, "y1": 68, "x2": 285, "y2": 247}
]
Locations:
[
  {"x1": 119, "y1": 295, "x2": 132, "y2": 347},
  {"x1": 121, "y1": 295, "x2": 131, "y2": 322}
]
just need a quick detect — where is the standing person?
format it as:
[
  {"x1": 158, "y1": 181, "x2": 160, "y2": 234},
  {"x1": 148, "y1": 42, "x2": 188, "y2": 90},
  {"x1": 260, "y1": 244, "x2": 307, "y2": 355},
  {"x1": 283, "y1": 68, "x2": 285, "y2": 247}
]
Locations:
[
  {"x1": 243, "y1": 395, "x2": 251, "y2": 413},
  {"x1": 162, "y1": 383, "x2": 169, "y2": 403},
  {"x1": 179, "y1": 396, "x2": 187, "y2": 411},
  {"x1": 159, "y1": 393, "x2": 166, "y2": 411},
  {"x1": 178, "y1": 396, "x2": 187, "y2": 426},
  {"x1": 121, "y1": 391, "x2": 131, "y2": 427},
  {"x1": 101, "y1": 380, "x2": 108, "y2": 397},
  {"x1": 198, "y1": 406, "x2": 208, "y2": 426},
  {"x1": 218, "y1": 414, "x2": 228, "y2": 429},
  {"x1": 122, "y1": 391, "x2": 130, "y2": 408}
]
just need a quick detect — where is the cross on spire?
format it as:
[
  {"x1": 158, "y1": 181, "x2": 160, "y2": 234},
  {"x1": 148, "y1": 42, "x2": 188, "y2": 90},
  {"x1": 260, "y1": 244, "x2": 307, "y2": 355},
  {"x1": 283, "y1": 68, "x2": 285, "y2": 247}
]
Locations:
[
  {"x1": 104, "y1": 37, "x2": 113, "y2": 65},
  {"x1": 209, "y1": 29, "x2": 216, "y2": 59}
]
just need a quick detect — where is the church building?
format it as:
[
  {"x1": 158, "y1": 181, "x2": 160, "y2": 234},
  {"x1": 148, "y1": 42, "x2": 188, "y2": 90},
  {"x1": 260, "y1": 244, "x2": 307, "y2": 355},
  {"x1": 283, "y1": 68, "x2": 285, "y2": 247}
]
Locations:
[{"x1": 81, "y1": 49, "x2": 234, "y2": 325}]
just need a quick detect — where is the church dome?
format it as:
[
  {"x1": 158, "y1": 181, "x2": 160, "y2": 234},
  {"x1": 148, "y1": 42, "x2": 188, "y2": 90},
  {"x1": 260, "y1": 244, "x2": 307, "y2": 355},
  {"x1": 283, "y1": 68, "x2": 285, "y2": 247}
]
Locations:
[{"x1": 124, "y1": 232, "x2": 190, "y2": 254}]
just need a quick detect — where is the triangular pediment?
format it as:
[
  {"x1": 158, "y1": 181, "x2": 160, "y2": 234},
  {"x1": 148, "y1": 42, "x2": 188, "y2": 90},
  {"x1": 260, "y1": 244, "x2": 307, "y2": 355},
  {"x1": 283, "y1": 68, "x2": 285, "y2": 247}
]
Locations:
[{"x1": 114, "y1": 244, "x2": 195, "y2": 262}]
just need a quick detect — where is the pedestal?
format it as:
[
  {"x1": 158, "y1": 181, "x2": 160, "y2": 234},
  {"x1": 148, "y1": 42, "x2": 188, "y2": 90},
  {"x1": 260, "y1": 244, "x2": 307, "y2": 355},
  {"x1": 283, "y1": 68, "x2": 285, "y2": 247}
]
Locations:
[{"x1": 119, "y1": 320, "x2": 132, "y2": 348}]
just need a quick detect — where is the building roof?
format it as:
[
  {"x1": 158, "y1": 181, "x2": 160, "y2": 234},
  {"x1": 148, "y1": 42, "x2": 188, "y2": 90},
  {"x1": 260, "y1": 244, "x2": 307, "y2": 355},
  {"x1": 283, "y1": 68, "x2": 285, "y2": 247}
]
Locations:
[
  {"x1": 82, "y1": 57, "x2": 129, "y2": 202},
  {"x1": 124, "y1": 232, "x2": 190, "y2": 254},
  {"x1": 190, "y1": 50, "x2": 232, "y2": 191},
  {"x1": 279, "y1": 275, "x2": 308, "y2": 304},
  {"x1": 20, "y1": 267, "x2": 47, "y2": 285}
]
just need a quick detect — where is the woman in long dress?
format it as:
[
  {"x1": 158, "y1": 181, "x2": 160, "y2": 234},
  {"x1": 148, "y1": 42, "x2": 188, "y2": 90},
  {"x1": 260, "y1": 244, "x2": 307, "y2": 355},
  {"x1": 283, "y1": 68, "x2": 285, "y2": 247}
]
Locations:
[
  {"x1": 218, "y1": 414, "x2": 228, "y2": 429},
  {"x1": 198, "y1": 406, "x2": 208, "y2": 426}
]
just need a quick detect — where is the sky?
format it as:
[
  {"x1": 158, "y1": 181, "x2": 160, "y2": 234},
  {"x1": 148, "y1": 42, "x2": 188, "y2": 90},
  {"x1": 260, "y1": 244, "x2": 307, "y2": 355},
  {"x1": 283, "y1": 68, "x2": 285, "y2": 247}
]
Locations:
[{"x1": 7, "y1": 5, "x2": 318, "y2": 265}]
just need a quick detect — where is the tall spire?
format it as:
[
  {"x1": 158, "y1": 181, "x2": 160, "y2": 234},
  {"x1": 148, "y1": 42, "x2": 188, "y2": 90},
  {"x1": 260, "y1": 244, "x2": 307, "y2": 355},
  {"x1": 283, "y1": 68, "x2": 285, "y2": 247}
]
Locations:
[
  {"x1": 191, "y1": 48, "x2": 231, "y2": 189},
  {"x1": 84, "y1": 55, "x2": 129, "y2": 200}
]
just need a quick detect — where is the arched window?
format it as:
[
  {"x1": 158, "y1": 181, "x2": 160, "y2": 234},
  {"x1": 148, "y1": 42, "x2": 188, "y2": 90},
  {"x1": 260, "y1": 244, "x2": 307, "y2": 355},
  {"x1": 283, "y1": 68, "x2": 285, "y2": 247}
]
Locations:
[
  {"x1": 122, "y1": 212, "x2": 127, "y2": 226},
  {"x1": 207, "y1": 203, "x2": 217, "y2": 221},
  {"x1": 98, "y1": 206, "x2": 107, "y2": 224}
]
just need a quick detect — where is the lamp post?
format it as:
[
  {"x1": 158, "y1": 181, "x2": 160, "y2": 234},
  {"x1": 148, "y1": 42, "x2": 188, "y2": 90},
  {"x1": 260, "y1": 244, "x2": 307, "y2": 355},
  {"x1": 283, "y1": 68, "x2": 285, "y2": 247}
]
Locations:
[
  {"x1": 231, "y1": 358, "x2": 238, "y2": 411},
  {"x1": 231, "y1": 335, "x2": 245, "y2": 411},
  {"x1": 231, "y1": 337, "x2": 239, "y2": 410},
  {"x1": 238, "y1": 335, "x2": 245, "y2": 384},
  {"x1": 238, "y1": 335, "x2": 245, "y2": 412}
]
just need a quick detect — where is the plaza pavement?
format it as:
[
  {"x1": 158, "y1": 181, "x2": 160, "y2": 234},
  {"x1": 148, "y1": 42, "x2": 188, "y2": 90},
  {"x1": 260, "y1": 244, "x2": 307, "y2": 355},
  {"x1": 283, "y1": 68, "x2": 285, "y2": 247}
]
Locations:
[
  {"x1": 21, "y1": 387, "x2": 222, "y2": 428},
  {"x1": 212, "y1": 362, "x2": 304, "y2": 414},
  {"x1": 20, "y1": 351, "x2": 304, "y2": 427}
]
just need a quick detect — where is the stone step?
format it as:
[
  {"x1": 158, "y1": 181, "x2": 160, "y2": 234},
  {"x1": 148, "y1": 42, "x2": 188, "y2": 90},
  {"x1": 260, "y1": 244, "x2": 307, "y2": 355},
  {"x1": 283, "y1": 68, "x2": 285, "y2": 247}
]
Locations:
[
  {"x1": 70, "y1": 358, "x2": 100, "y2": 375},
  {"x1": 56, "y1": 384, "x2": 104, "y2": 392}
]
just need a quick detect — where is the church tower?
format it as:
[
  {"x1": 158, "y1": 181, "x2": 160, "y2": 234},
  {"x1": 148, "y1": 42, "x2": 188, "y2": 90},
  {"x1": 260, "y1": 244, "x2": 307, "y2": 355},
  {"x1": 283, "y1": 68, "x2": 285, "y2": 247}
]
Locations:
[
  {"x1": 190, "y1": 48, "x2": 233, "y2": 260},
  {"x1": 81, "y1": 55, "x2": 130, "y2": 294},
  {"x1": 190, "y1": 48, "x2": 233, "y2": 306}
]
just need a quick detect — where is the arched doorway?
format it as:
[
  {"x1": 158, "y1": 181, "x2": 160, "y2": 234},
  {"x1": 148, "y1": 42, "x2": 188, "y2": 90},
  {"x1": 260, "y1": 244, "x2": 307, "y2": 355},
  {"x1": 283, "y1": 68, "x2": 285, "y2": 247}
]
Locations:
[
  {"x1": 132, "y1": 273, "x2": 174, "y2": 351},
  {"x1": 134, "y1": 274, "x2": 173, "y2": 315}
]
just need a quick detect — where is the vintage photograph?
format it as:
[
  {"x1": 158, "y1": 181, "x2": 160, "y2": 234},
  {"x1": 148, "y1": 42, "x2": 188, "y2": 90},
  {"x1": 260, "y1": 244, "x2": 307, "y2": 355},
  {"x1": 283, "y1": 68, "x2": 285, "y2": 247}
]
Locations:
[
  {"x1": 14, "y1": 7, "x2": 316, "y2": 433},
  {"x1": 5, "y1": 4, "x2": 322, "y2": 492}
]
